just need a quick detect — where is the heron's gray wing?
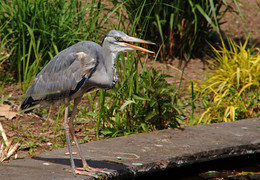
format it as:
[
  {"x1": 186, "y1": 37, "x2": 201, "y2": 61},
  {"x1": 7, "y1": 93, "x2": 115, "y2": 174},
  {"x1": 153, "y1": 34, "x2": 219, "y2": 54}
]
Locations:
[{"x1": 22, "y1": 51, "x2": 97, "y2": 108}]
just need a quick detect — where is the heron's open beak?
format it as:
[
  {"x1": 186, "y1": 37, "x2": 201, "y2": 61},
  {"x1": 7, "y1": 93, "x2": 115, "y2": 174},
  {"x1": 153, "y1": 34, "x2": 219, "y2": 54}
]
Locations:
[{"x1": 121, "y1": 37, "x2": 155, "y2": 53}]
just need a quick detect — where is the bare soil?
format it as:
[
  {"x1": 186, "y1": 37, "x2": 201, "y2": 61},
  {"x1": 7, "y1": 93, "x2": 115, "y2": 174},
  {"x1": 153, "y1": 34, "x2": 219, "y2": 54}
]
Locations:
[{"x1": 0, "y1": 0, "x2": 259, "y2": 160}]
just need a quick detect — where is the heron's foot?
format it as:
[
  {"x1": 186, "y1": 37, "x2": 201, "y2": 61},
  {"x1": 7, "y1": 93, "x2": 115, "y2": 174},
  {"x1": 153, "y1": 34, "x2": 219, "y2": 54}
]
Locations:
[
  {"x1": 75, "y1": 166, "x2": 112, "y2": 179},
  {"x1": 66, "y1": 168, "x2": 100, "y2": 178},
  {"x1": 78, "y1": 165, "x2": 109, "y2": 173},
  {"x1": 74, "y1": 169, "x2": 100, "y2": 178}
]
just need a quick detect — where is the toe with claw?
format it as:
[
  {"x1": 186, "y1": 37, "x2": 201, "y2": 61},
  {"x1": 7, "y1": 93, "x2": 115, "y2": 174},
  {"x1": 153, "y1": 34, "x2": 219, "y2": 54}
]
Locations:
[{"x1": 74, "y1": 166, "x2": 113, "y2": 179}]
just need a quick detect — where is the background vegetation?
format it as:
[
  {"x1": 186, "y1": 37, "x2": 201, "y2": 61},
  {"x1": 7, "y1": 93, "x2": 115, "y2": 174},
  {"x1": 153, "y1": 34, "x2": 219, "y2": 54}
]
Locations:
[
  {"x1": 113, "y1": 0, "x2": 239, "y2": 65},
  {"x1": 0, "y1": 0, "x2": 259, "y2": 154}
]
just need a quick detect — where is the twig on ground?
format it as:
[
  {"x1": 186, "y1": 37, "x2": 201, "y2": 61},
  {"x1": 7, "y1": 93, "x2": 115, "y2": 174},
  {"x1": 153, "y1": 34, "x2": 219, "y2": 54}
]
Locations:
[{"x1": 0, "y1": 122, "x2": 20, "y2": 162}]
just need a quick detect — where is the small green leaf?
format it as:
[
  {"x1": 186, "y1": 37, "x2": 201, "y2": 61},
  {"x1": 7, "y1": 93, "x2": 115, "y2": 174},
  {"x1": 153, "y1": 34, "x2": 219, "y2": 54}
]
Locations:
[
  {"x1": 120, "y1": 99, "x2": 136, "y2": 111},
  {"x1": 100, "y1": 128, "x2": 113, "y2": 136},
  {"x1": 133, "y1": 94, "x2": 150, "y2": 101}
]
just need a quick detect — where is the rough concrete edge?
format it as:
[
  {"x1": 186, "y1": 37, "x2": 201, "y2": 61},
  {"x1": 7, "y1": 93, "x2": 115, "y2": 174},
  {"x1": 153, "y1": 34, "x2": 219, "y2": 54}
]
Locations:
[{"x1": 114, "y1": 143, "x2": 260, "y2": 179}]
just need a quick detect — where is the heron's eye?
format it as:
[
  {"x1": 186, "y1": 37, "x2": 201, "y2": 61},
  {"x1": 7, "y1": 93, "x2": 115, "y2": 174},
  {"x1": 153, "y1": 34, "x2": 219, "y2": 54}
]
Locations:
[{"x1": 115, "y1": 37, "x2": 121, "y2": 41}]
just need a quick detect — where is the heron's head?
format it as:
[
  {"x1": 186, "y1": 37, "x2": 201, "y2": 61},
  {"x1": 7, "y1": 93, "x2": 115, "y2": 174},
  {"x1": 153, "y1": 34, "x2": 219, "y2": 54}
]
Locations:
[{"x1": 102, "y1": 30, "x2": 155, "y2": 54}]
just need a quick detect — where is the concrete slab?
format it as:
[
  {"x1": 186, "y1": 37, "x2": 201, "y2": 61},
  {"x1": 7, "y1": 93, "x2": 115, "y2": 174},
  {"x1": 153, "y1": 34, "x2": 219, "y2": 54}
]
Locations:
[{"x1": 0, "y1": 118, "x2": 259, "y2": 179}]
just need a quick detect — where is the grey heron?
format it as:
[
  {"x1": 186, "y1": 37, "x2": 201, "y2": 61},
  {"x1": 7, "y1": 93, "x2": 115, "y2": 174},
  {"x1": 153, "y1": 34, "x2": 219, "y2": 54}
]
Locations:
[{"x1": 21, "y1": 30, "x2": 154, "y2": 177}]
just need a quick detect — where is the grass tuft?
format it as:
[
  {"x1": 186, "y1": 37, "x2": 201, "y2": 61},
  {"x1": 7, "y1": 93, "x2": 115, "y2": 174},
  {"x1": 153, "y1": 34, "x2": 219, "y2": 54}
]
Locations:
[{"x1": 0, "y1": 0, "x2": 106, "y2": 93}]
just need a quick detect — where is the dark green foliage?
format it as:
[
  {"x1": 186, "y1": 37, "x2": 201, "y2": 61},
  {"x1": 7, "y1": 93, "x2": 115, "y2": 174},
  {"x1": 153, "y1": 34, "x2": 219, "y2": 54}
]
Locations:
[
  {"x1": 113, "y1": 0, "x2": 230, "y2": 63},
  {"x1": 136, "y1": 68, "x2": 181, "y2": 129}
]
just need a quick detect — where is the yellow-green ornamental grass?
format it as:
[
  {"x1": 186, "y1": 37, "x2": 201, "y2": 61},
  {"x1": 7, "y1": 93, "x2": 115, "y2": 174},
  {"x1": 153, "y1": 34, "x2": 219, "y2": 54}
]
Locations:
[{"x1": 195, "y1": 39, "x2": 260, "y2": 124}]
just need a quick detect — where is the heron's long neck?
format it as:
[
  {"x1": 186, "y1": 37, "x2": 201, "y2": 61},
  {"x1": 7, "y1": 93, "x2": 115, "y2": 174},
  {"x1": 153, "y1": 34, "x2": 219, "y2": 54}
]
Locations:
[{"x1": 102, "y1": 48, "x2": 118, "y2": 88}]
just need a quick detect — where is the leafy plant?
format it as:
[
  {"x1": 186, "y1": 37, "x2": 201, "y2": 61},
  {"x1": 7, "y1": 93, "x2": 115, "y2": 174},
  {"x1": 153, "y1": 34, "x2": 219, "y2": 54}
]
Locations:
[
  {"x1": 126, "y1": 68, "x2": 181, "y2": 130},
  {"x1": 194, "y1": 39, "x2": 260, "y2": 124},
  {"x1": 20, "y1": 141, "x2": 39, "y2": 155},
  {"x1": 40, "y1": 135, "x2": 49, "y2": 143},
  {"x1": 92, "y1": 51, "x2": 183, "y2": 137}
]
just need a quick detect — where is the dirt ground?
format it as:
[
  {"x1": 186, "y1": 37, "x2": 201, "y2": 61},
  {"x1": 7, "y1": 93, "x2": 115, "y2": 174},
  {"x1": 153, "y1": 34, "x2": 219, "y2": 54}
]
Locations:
[{"x1": 0, "y1": 0, "x2": 259, "y2": 160}]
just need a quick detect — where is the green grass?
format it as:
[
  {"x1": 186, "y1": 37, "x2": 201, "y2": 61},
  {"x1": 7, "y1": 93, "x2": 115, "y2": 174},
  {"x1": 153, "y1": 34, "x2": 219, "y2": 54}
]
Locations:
[{"x1": 0, "y1": 0, "x2": 108, "y2": 93}]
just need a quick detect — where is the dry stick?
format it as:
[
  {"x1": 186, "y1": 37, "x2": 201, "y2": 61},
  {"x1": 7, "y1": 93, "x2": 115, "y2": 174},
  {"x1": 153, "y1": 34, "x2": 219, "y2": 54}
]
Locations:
[
  {"x1": 4, "y1": 138, "x2": 13, "y2": 153},
  {"x1": 2, "y1": 142, "x2": 21, "y2": 162},
  {"x1": 0, "y1": 143, "x2": 4, "y2": 160},
  {"x1": 0, "y1": 122, "x2": 11, "y2": 148},
  {"x1": 0, "y1": 122, "x2": 8, "y2": 161},
  {"x1": 0, "y1": 122, "x2": 20, "y2": 162},
  {"x1": 0, "y1": 143, "x2": 3, "y2": 151}
]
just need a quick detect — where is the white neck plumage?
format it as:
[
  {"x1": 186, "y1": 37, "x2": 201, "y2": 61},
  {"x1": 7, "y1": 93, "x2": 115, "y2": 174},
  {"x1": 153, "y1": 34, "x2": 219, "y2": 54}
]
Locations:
[{"x1": 102, "y1": 46, "x2": 119, "y2": 89}]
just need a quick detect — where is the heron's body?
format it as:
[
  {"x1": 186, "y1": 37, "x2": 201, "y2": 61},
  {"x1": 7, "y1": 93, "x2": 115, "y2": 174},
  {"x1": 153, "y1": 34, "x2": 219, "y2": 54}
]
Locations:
[
  {"x1": 21, "y1": 30, "x2": 154, "y2": 177},
  {"x1": 21, "y1": 41, "x2": 117, "y2": 108}
]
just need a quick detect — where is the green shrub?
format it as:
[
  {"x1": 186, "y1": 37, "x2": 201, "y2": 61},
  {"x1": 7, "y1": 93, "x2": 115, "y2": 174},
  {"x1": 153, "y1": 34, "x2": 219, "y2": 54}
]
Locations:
[
  {"x1": 113, "y1": 0, "x2": 236, "y2": 63},
  {"x1": 194, "y1": 39, "x2": 260, "y2": 124}
]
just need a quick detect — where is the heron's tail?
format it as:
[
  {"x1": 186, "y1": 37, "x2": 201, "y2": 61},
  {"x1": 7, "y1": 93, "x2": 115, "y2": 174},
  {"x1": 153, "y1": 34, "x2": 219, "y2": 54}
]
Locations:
[{"x1": 21, "y1": 96, "x2": 36, "y2": 113}]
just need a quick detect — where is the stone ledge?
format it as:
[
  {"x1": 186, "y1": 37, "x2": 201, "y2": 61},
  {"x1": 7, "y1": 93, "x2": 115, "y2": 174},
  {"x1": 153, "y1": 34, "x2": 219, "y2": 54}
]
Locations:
[{"x1": 0, "y1": 118, "x2": 259, "y2": 179}]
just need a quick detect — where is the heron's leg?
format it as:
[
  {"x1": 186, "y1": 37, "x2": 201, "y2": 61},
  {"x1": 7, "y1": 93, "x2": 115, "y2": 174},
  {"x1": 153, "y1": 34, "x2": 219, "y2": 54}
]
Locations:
[
  {"x1": 63, "y1": 104, "x2": 76, "y2": 174},
  {"x1": 63, "y1": 103, "x2": 98, "y2": 178},
  {"x1": 68, "y1": 97, "x2": 89, "y2": 168},
  {"x1": 68, "y1": 97, "x2": 110, "y2": 175}
]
